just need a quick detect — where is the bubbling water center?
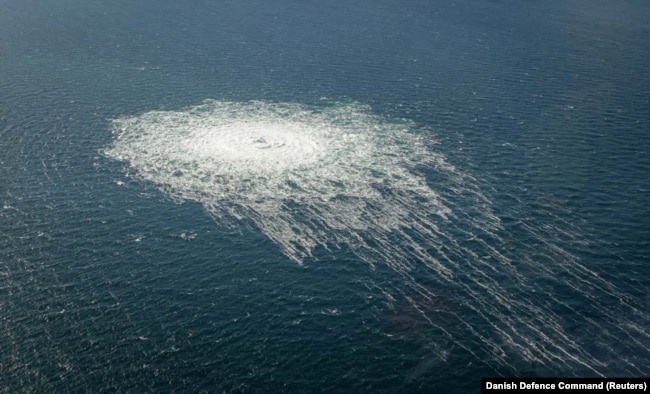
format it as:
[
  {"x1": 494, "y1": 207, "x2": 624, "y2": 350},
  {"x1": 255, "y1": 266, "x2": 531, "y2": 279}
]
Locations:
[
  {"x1": 108, "y1": 101, "x2": 434, "y2": 201},
  {"x1": 106, "y1": 100, "x2": 452, "y2": 262},
  {"x1": 105, "y1": 99, "x2": 650, "y2": 376}
]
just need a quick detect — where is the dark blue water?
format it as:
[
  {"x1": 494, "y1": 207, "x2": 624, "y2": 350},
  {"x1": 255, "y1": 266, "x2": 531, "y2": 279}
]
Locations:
[{"x1": 1, "y1": 0, "x2": 649, "y2": 392}]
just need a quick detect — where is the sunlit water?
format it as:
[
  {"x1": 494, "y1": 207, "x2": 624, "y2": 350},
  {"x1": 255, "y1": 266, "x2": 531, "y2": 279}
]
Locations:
[
  {"x1": 1, "y1": 0, "x2": 649, "y2": 392},
  {"x1": 106, "y1": 99, "x2": 649, "y2": 376}
]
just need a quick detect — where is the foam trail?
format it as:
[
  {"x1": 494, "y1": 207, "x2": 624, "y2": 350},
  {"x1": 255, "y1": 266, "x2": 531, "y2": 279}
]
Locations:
[{"x1": 105, "y1": 100, "x2": 649, "y2": 375}]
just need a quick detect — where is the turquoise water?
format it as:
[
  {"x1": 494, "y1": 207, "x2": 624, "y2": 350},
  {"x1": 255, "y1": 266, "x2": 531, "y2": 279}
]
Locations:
[{"x1": 1, "y1": 0, "x2": 649, "y2": 392}]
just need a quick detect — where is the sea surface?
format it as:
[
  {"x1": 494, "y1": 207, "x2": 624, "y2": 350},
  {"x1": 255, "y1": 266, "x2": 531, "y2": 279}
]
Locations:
[{"x1": 1, "y1": 0, "x2": 649, "y2": 392}]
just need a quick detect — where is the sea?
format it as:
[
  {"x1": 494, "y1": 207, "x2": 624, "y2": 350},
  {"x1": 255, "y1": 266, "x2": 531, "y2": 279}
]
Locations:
[{"x1": 1, "y1": 0, "x2": 649, "y2": 392}]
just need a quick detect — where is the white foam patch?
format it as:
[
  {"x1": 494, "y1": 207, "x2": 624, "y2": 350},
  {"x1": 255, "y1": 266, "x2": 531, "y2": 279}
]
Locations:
[
  {"x1": 107, "y1": 100, "x2": 450, "y2": 262},
  {"x1": 105, "y1": 99, "x2": 650, "y2": 375}
]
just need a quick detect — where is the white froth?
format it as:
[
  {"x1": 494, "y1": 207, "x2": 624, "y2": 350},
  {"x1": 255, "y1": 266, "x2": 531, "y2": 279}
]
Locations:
[
  {"x1": 107, "y1": 100, "x2": 435, "y2": 204},
  {"x1": 185, "y1": 121, "x2": 328, "y2": 173},
  {"x1": 105, "y1": 99, "x2": 650, "y2": 376}
]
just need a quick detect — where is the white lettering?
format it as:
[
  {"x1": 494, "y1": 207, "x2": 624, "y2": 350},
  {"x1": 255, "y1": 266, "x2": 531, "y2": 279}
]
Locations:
[
  {"x1": 559, "y1": 382, "x2": 604, "y2": 389},
  {"x1": 486, "y1": 382, "x2": 518, "y2": 390},
  {"x1": 520, "y1": 382, "x2": 555, "y2": 390},
  {"x1": 607, "y1": 382, "x2": 644, "y2": 390}
]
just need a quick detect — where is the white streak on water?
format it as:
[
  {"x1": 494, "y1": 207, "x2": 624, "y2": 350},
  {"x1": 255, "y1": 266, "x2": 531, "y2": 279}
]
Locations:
[{"x1": 105, "y1": 100, "x2": 649, "y2": 375}]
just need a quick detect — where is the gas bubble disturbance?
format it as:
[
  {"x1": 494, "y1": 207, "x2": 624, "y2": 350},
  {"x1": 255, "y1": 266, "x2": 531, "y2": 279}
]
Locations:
[{"x1": 105, "y1": 99, "x2": 650, "y2": 375}]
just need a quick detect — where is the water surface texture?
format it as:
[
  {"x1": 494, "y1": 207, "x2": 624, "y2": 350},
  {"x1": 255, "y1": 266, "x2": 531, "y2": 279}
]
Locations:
[{"x1": 1, "y1": 0, "x2": 649, "y2": 392}]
